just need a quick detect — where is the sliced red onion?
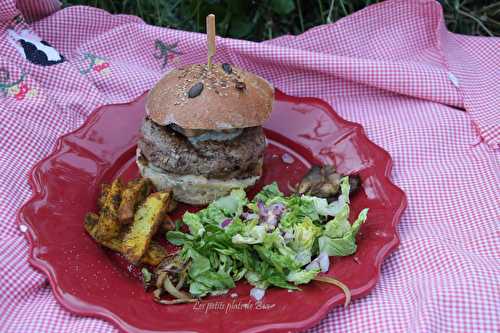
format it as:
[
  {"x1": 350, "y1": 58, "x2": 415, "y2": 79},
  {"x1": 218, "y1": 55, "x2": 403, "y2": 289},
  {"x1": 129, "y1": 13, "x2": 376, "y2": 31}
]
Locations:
[
  {"x1": 250, "y1": 287, "x2": 266, "y2": 301},
  {"x1": 242, "y1": 212, "x2": 258, "y2": 220},
  {"x1": 283, "y1": 231, "x2": 294, "y2": 241},
  {"x1": 266, "y1": 214, "x2": 278, "y2": 226},
  {"x1": 257, "y1": 200, "x2": 267, "y2": 212},
  {"x1": 219, "y1": 218, "x2": 233, "y2": 229},
  {"x1": 261, "y1": 213, "x2": 278, "y2": 233},
  {"x1": 305, "y1": 260, "x2": 320, "y2": 271},
  {"x1": 305, "y1": 252, "x2": 330, "y2": 272},
  {"x1": 270, "y1": 203, "x2": 286, "y2": 216},
  {"x1": 327, "y1": 195, "x2": 348, "y2": 216},
  {"x1": 295, "y1": 252, "x2": 310, "y2": 264},
  {"x1": 318, "y1": 252, "x2": 330, "y2": 272},
  {"x1": 257, "y1": 201, "x2": 269, "y2": 220},
  {"x1": 281, "y1": 153, "x2": 295, "y2": 164},
  {"x1": 257, "y1": 201, "x2": 284, "y2": 232}
]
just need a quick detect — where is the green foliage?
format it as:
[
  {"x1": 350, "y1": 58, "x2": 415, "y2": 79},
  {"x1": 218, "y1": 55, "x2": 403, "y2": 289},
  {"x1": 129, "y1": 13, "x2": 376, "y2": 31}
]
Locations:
[{"x1": 62, "y1": 0, "x2": 498, "y2": 40}]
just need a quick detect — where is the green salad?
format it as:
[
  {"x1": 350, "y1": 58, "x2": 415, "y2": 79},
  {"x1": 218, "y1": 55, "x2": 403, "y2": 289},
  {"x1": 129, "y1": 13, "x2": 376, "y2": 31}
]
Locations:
[{"x1": 161, "y1": 176, "x2": 368, "y2": 303}]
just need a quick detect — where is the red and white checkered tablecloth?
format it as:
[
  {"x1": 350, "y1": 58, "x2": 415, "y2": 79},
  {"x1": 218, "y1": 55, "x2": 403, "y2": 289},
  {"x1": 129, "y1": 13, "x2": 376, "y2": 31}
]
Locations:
[{"x1": 0, "y1": 0, "x2": 498, "y2": 332}]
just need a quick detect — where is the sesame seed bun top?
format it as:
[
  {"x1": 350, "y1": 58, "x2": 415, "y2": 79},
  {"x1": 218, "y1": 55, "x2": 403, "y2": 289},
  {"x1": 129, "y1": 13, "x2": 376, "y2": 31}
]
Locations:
[{"x1": 146, "y1": 63, "x2": 274, "y2": 130}]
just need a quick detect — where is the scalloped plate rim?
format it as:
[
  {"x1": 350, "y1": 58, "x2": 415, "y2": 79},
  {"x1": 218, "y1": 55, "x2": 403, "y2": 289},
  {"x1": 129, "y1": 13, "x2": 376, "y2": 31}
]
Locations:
[{"x1": 17, "y1": 90, "x2": 407, "y2": 333}]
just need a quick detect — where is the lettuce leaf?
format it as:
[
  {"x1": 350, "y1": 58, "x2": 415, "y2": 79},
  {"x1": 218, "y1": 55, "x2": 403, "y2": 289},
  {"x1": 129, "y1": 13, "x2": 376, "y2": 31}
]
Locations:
[
  {"x1": 213, "y1": 188, "x2": 247, "y2": 217},
  {"x1": 323, "y1": 205, "x2": 351, "y2": 238},
  {"x1": 183, "y1": 212, "x2": 205, "y2": 238},
  {"x1": 165, "y1": 230, "x2": 193, "y2": 245},
  {"x1": 253, "y1": 182, "x2": 283, "y2": 204},
  {"x1": 189, "y1": 270, "x2": 235, "y2": 297},
  {"x1": 287, "y1": 268, "x2": 320, "y2": 284},
  {"x1": 254, "y1": 244, "x2": 300, "y2": 273},
  {"x1": 302, "y1": 177, "x2": 351, "y2": 217},
  {"x1": 232, "y1": 224, "x2": 266, "y2": 244},
  {"x1": 288, "y1": 217, "x2": 322, "y2": 265},
  {"x1": 279, "y1": 196, "x2": 319, "y2": 228},
  {"x1": 319, "y1": 208, "x2": 369, "y2": 256},
  {"x1": 166, "y1": 177, "x2": 368, "y2": 299},
  {"x1": 352, "y1": 208, "x2": 369, "y2": 235},
  {"x1": 318, "y1": 235, "x2": 357, "y2": 256},
  {"x1": 187, "y1": 248, "x2": 211, "y2": 278}
]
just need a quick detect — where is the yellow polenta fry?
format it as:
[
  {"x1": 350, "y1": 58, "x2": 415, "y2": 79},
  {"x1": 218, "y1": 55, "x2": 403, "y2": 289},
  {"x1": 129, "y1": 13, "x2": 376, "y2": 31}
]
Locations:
[
  {"x1": 118, "y1": 178, "x2": 153, "y2": 224},
  {"x1": 84, "y1": 211, "x2": 167, "y2": 265},
  {"x1": 122, "y1": 191, "x2": 171, "y2": 263},
  {"x1": 94, "y1": 178, "x2": 123, "y2": 241}
]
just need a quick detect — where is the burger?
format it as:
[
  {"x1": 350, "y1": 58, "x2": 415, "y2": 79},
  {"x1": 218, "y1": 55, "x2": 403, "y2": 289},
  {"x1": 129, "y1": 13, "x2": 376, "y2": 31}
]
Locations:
[{"x1": 136, "y1": 63, "x2": 274, "y2": 205}]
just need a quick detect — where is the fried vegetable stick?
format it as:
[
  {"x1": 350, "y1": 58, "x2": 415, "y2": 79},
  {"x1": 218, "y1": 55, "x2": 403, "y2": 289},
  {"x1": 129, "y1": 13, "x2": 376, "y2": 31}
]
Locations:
[
  {"x1": 84, "y1": 212, "x2": 167, "y2": 266},
  {"x1": 122, "y1": 191, "x2": 171, "y2": 263},
  {"x1": 98, "y1": 184, "x2": 110, "y2": 209},
  {"x1": 95, "y1": 179, "x2": 123, "y2": 241},
  {"x1": 118, "y1": 178, "x2": 153, "y2": 224},
  {"x1": 84, "y1": 212, "x2": 100, "y2": 234}
]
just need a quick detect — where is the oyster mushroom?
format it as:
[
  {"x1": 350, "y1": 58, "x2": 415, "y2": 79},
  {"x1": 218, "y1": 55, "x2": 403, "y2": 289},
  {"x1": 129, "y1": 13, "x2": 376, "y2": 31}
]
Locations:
[
  {"x1": 294, "y1": 165, "x2": 361, "y2": 202},
  {"x1": 153, "y1": 254, "x2": 196, "y2": 304}
]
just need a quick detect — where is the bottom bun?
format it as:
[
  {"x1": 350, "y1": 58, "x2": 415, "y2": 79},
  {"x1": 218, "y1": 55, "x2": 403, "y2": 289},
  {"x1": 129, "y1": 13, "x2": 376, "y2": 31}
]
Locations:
[{"x1": 136, "y1": 150, "x2": 260, "y2": 205}]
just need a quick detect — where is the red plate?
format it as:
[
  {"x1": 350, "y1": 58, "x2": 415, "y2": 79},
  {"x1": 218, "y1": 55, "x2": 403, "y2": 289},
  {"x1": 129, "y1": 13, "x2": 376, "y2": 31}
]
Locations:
[{"x1": 18, "y1": 90, "x2": 406, "y2": 333}]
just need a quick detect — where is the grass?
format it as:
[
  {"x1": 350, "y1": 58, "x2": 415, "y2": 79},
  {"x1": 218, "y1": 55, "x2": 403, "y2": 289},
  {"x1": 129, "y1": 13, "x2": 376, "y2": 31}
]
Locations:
[{"x1": 62, "y1": 0, "x2": 499, "y2": 39}]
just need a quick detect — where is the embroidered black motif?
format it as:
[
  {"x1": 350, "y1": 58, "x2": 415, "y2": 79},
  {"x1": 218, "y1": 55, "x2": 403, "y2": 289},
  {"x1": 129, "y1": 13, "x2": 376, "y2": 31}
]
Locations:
[
  {"x1": 0, "y1": 67, "x2": 37, "y2": 100},
  {"x1": 19, "y1": 39, "x2": 65, "y2": 66},
  {"x1": 8, "y1": 30, "x2": 65, "y2": 67}
]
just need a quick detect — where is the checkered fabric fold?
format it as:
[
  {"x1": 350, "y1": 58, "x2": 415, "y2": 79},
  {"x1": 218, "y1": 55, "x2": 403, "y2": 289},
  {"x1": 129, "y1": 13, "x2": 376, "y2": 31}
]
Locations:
[{"x1": 0, "y1": 0, "x2": 498, "y2": 332}]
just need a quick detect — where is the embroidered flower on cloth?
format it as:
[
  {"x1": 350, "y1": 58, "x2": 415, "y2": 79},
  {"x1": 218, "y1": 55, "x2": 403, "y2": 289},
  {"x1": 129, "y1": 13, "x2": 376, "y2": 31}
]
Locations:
[
  {"x1": 79, "y1": 53, "x2": 111, "y2": 76},
  {"x1": 154, "y1": 40, "x2": 182, "y2": 68},
  {"x1": 0, "y1": 68, "x2": 37, "y2": 100}
]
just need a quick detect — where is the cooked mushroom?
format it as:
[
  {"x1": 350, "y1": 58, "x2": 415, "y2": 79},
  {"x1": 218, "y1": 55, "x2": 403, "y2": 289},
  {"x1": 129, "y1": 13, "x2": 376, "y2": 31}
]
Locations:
[
  {"x1": 296, "y1": 165, "x2": 341, "y2": 198},
  {"x1": 152, "y1": 254, "x2": 196, "y2": 304},
  {"x1": 295, "y1": 165, "x2": 360, "y2": 202},
  {"x1": 348, "y1": 174, "x2": 361, "y2": 196}
]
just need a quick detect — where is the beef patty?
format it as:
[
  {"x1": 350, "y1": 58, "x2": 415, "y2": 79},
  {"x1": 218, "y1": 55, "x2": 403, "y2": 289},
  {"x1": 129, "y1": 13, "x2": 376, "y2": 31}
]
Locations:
[{"x1": 138, "y1": 118, "x2": 266, "y2": 180}]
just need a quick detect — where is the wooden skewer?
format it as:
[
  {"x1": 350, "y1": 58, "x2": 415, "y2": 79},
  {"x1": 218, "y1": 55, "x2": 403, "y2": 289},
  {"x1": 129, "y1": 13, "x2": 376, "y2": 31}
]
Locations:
[{"x1": 206, "y1": 14, "x2": 216, "y2": 70}]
